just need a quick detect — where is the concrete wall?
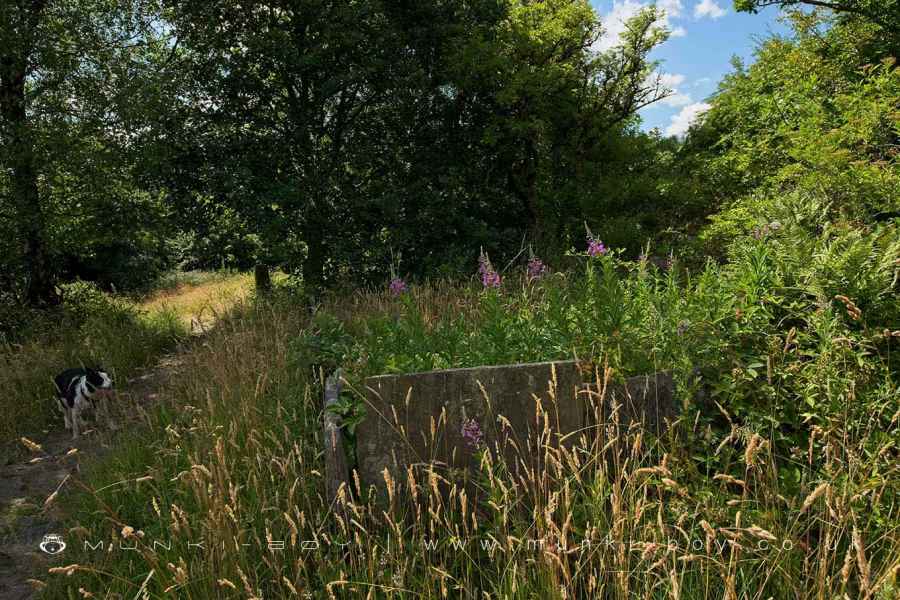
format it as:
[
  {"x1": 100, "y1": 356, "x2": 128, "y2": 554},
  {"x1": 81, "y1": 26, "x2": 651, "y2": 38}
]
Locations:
[{"x1": 355, "y1": 360, "x2": 676, "y2": 499}]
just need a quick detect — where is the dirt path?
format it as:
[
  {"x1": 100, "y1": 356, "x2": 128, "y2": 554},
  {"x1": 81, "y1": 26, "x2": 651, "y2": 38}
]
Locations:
[{"x1": 0, "y1": 355, "x2": 186, "y2": 599}]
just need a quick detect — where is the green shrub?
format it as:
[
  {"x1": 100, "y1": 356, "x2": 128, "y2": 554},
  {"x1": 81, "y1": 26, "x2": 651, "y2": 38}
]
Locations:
[{"x1": 287, "y1": 214, "x2": 899, "y2": 490}]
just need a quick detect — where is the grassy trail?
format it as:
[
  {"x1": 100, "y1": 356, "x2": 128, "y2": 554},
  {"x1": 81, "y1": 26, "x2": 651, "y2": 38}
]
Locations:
[{"x1": 0, "y1": 272, "x2": 252, "y2": 599}]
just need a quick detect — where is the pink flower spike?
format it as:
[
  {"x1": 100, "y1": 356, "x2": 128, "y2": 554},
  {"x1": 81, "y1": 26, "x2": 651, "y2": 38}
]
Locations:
[
  {"x1": 527, "y1": 257, "x2": 547, "y2": 281},
  {"x1": 587, "y1": 238, "x2": 608, "y2": 257},
  {"x1": 461, "y1": 418, "x2": 484, "y2": 449},
  {"x1": 389, "y1": 277, "x2": 407, "y2": 296}
]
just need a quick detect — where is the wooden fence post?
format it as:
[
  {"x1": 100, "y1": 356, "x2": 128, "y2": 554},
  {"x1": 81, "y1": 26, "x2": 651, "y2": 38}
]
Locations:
[{"x1": 323, "y1": 368, "x2": 350, "y2": 514}]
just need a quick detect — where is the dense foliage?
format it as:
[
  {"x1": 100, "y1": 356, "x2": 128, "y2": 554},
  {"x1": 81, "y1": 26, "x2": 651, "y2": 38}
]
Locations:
[
  {"x1": 42, "y1": 237, "x2": 900, "y2": 595},
  {"x1": 0, "y1": 0, "x2": 897, "y2": 595},
  {"x1": 2, "y1": 2, "x2": 896, "y2": 310},
  {"x1": 1, "y1": 0, "x2": 680, "y2": 313},
  {"x1": 689, "y1": 9, "x2": 899, "y2": 248}
]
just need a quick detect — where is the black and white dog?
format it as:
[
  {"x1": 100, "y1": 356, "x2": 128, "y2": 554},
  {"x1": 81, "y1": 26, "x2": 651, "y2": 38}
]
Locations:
[{"x1": 53, "y1": 367, "x2": 114, "y2": 439}]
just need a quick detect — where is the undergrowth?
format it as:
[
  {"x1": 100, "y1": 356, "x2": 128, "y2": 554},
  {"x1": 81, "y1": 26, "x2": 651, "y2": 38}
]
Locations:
[
  {"x1": 37, "y1": 197, "x2": 900, "y2": 598},
  {"x1": 0, "y1": 281, "x2": 187, "y2": 445}
]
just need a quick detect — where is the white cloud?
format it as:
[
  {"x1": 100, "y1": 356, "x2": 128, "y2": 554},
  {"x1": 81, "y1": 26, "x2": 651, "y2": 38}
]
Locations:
[
  {"x1": 659, "y1": 72, "x2": 686, "y2": 88},
  {"x1": 665, "y1": 102, "x2": 711, "y2": 136},
  {"x1": 595, "y1": 0, "x2": 687, "y2": 53},
  {"x1": 595, "y1": 0, "x2": 643, "y2": 52},
  {"x1": 694, "y1": 0, "x2": 726, "y2": 19},
  {"x1": 658, "y1": 0, "x2": 683, "y2": 18},
  {"x1": 658, "y1": 0, "x2": 687, "y2": 37},
  {"x1": 649, "y1": 72, "x2": 693, "y2": 107},
  {"x1": 662, "y1": 92, "x2": 693, "y2": 107}
]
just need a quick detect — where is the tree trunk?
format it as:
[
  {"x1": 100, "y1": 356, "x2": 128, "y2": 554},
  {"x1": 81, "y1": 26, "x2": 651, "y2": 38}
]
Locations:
[
  {"x1": 0, "y1": 2, "x2": 57, "y2": 306},
  {"x1": 254, "y1": 263, "x2": 271, "y2": 293},
  {"x1": 303, "y1": 219, "x2": 325, "y2": 294},
  {"x1": 508, "y1": 137, "x2": 544, "y2": 246},
  {"x1": 13, "y1": 127, "x2": 55, "y2": 305}
]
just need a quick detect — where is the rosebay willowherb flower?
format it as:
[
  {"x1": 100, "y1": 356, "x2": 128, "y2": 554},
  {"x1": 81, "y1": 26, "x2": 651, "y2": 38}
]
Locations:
[
  {"x1": 587, "y1": 237, "x2": 608, "y2": 257},
  {"x1": 478, "y1": 250, "x2": 501, "y2": 288},
  {"x1": 583, "y1": 222, "x2": 608, "y2": 258},
  {"x1": 482, "y1": 270, "x2": 501, "y2": 288},
  {"x1": 527, "y1": 257, "x2": 547, "y2": 281},
  {"x1": 389, "y1": 277, "x2": 408, "y2": 296},
  {"x1": 461, "y1": 418, "x2": 484, "y2": 449},
  {"x1": 477, "y1": 252, "x2": 490, "y2": 276}
]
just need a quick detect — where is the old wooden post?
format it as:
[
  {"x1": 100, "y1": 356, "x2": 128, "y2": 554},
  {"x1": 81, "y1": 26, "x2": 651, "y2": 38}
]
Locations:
[{"x1": 323, "y1": 368, "x2": 350, "y2": 512}]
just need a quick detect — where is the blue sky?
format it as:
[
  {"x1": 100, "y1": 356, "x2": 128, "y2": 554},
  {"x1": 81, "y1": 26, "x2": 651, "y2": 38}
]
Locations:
[{"x1": 590, "y1": 0, "x2": 789, "y2": 135}]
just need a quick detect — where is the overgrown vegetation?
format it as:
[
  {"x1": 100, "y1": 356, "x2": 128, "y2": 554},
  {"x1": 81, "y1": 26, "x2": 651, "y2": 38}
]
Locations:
[
  {"x1": 0, "y1": 273, "x2": 253, "y2": 444},
  {"x1": 1, "y1": 0, "x2": 897, "y2": 597},
  {"x1": 40, "y1": 215, "x2": 899, "y2": 595}
]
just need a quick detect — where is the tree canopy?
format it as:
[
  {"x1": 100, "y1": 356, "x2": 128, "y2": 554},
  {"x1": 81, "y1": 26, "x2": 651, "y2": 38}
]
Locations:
[{"x1": 2, "y1": 0, "x2": 897, "y2": 307}]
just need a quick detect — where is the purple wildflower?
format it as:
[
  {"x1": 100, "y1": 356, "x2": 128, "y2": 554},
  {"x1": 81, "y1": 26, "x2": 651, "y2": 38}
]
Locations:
[
  {"x1": 478, "y1": 250, "x2": 501, "y2": 288},
  {"x1": 482, "y1": 270, "x2": 501, "y2": 288},
  {"x1": 477, "y1": 252, "x2": 491, "y2": 276},
  {"x1": 461, "y1": 418, "x2": 484, "y2": 449},
  {"x1": 389, "y1": 277, "x2": 407, "y2": 296},
  {"x1": 527, "y1": 257, "x2": 547, "y2": 281},
  {"x1": 587, "y1": 237, "x2": 608, "y2": 257}
]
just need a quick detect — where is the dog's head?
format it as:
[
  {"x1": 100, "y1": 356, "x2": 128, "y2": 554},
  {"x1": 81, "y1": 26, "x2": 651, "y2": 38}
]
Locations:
[{"x1": 86, "y1": 367, "x2": 114, "y2": 392}]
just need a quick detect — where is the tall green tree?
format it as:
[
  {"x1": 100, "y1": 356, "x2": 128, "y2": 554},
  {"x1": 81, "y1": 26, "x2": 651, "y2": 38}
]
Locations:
[
  {"x1": 161, "y1": 0, "x2": 408, "y2": 290},
  {"x1": 97, "y1": 0, "x2": 673, "y2": 287},
  {"x1": 691, "y1": 10, "x2": 900, "y2": 251},
  {"x1": 734, "y1": 0, "x2": 900, "y2": 34},
  {"x1": 447, "y1": 0, "x2": 669, "y2": 251},
  {"x1": 1, "y1": 0, "x2": 176, "y2": 303}
]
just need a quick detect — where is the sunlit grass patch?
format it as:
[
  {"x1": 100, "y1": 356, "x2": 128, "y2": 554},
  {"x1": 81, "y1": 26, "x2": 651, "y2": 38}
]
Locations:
[{"x1": 140, "y1": 271, "x2": 254, "y2": 331}]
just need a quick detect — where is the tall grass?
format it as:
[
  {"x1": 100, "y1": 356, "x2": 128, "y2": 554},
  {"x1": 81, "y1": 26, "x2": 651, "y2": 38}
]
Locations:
[
  {"x1": 0, "y1": 282, "x2": 187, "y2": 446},
  {"x1": 39, "y1": 264, "x2": 899, "y2": 597},
  {"x1": 30, "y1": 204, "x2": 900, "y2": 596}
]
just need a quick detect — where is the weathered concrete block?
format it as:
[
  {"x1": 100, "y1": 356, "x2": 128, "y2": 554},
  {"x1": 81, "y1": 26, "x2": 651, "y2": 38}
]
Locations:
[
  {"x1": 597, "y1": 371, "x2": 678, "y2": 437},
  {"x1": 356, "y1": 361, "x2": 677, "y2": 498}
]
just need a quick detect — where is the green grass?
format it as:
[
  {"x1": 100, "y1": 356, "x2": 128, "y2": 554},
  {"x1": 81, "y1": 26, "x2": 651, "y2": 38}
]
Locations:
[
  {"x1": 139, "y1": 271, "x2": 254, "y2": 330},
  {"x1": 0, "y1": 306, "x2": 185, "y2": 446}
]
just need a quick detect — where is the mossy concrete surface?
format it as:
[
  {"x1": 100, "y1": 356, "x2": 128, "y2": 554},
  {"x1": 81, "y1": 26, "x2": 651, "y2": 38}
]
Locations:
[{"x1": 357, "y1": 361, "x2": 677, "y2": 499}]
